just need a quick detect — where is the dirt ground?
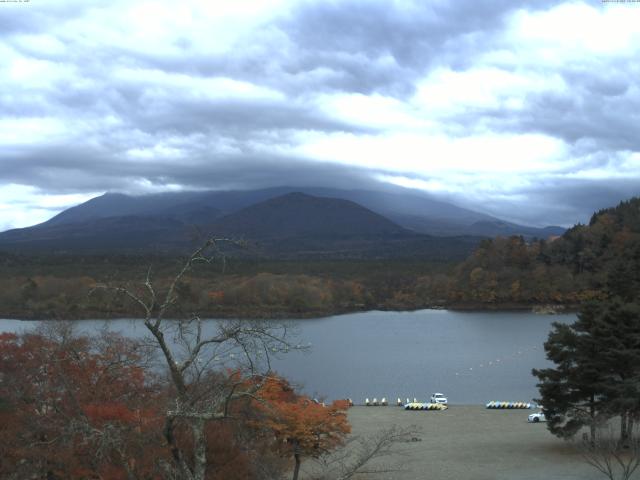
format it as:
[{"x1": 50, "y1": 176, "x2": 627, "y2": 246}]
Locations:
[{"x1": 315, "y1": 406, "x2": 607, "y2": 480}]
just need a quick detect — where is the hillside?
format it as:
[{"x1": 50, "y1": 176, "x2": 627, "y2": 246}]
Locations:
[{"x1": 429, "y1": 197, "x2": 640, "y2": 307}]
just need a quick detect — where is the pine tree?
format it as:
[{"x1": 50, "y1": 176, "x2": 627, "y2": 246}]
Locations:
[
  {"x1": 588, "y1": 299, "x2": 640, "y2": 445},
  {"x1": 533, "y1": 312, "x2": 607, "y2": 442},
  {"x1": 534, "y1": 298, "x2": 640, "y2": 444}
]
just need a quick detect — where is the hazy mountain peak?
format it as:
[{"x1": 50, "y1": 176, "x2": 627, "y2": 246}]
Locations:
[
  {"x1": 209, "y1": 192, "x2": 406, "y2": 239},
  {"x1": 3, "y1": 186, "x2": 566, "y2": 243}
]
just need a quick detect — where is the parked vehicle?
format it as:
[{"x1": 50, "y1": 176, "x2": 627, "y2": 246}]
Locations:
[
  {"x1": 430, "y1": 393, "x2": 448, "y2": 404},
  {"x1": 528, "y1": 411, "x2": 546, "y2": 423}
]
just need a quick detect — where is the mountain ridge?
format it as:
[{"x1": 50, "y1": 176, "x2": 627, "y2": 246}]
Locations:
[
  {"x1": 0, "y1": 192, "x2": 481, "y2": 259},
  {"x1": 29, "y1": 186, "x2": 564, "y2": 239}
]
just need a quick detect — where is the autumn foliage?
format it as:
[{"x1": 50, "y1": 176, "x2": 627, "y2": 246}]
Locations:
[
  {"x1": 0, "y1": 328, "x2": 163, "y2": 479},
  {"x1": 0, "y1": 329, "x2": 351, "y2": 479},
  {"x1": 249, "y1": 376, "x2": 351, "y2": 479}
]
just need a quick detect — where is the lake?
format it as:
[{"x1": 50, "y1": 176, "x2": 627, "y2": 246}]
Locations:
[{"x1": 0, "y1": 309, "x2": 575, "y2": 405}]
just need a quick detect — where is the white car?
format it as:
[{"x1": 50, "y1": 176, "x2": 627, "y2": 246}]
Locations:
[
  {"x1": 528, "y1": 411, "x2": 546, "y2": 423},
  {"x1": 430, "y1": 393, "x2": 448, "y2": 404}
]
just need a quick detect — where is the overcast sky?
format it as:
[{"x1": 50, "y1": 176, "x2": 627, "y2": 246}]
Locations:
[{"x1": 1, "y1": 0, "x2": 639, "y2": 231}]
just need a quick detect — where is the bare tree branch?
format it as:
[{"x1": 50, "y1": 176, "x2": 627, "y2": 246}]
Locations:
[
  {"x1": 578, "y1": 425, "x2": 640, "y2": 480},
  {"x1": 309, "y1": 425, "x2": 421, "y2": 480},
  {"x1": 96, "y1": 238, "x2": 302, "y2": 480}
]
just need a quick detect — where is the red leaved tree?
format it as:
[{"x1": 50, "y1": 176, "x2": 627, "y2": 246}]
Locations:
[
  {"x1": 253, "y1": 376, "x2": 351, "y2": 480},
  {"x1": 0, "y1": 325, "x2": 164, "y2": 479}
]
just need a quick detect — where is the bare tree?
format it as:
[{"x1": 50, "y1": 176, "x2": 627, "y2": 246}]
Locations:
[
  {"x1": 579, "y1": 425, "x2": 640, "y2": 480},
  {"x1": 308, "y1": 425, "x2": 421, "y2": 480},
  {"x1": 95, "y1": 239, "x2": 300, "y2": 480}
]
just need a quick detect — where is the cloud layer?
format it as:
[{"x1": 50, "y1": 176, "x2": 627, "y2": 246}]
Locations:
[{"x1": 1, "y1": 0, "x2": 639, "y2": 230}]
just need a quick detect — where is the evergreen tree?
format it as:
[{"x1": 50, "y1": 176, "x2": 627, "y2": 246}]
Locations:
[
  {"x1": 588, "y1": 299, "x2": 640, "y2": 445},
  {"x1": 533, "y1": 311, "x2": 606, "y2": 442},
  {"x1": 534, "y1": 299, "x2": 640, "y2": 444}
]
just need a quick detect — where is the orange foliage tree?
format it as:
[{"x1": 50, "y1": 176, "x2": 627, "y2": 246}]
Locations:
[{"x1": 254, "y1": 376, "x2": 351, "y2": 480}]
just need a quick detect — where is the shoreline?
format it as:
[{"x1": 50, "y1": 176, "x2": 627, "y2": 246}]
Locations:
[{"x1": 0, "y1": 303, "x2": 577, "y2": 321}]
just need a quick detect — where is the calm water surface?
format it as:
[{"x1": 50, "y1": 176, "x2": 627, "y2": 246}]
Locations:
[{"x1": 0, "y1": 310, "x2": 575, "y2": 405}]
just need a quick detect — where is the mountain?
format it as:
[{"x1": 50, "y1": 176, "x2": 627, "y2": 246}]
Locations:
[
  {"x1": 205, "y1": 192, "x2": 461, "y2": 259},
  {"x1": 0, "y1": 192, "x2": 481, "y2": 259},
  {"x1": 466, "y1": 220, "x2": 564, "y2": 238},
  {"x1": 209, "y1": 192, "x2": 406, "y2": 239},
  {"x1": 35, "y1": 186, "x2": 563, "y2": 238},
  {"x1": 44, "y1": 191, "x2": 224, "y2": 227},
  {"x1": 0, "y1": 215, "x2": 188, "y2": 252}
]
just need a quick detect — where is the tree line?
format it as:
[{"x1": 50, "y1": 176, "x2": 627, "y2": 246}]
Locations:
[{"x1": 2, "y1": 197, "x2": 640, "y2": 319}]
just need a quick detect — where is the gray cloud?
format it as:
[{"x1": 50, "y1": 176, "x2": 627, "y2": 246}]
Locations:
[
  {"x1": 123, "y1": 0, "x2": 560, "y2": 98},
  {"x1": 0, "y1": 0, "x2": 639, "y2": 229},
  {"x1": 498, "y1": 177, "x2": 640, "y2": 227},
  {"x1": 272, "y1": 0, "x2": 559, "y2": 95},
  {"x1": 0, "y1": 141, "x2": 384, "y2": 195},
  {"x1": 476, "y1": 64, "x2": 640, "y2": 152}
]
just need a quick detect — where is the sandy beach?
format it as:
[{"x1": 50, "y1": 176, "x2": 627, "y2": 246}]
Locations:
[{"x1": 323, "y1": 406, "x2": 606, "y2": 480}]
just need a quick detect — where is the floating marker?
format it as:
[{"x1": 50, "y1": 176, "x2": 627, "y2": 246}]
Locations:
[
  {"x1": 404, "y1": 402, "x2": 448, "y2": 411},
  {"x1": 486, "y1": 401, "x2": 531, "y2": 409}
]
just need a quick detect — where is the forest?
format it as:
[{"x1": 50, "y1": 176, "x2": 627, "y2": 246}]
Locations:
[
  {"x1": 0, "y1": 197, "x2": 639, "y2": 319},
  {"x1": 444, "y1": 197, "x2": 640, "y2": 306}
]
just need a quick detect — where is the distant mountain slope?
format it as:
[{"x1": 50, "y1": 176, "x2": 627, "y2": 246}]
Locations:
[
  {"x1": 466, "y1": 220, "x2": 565, "y2": 238},
  {"x1": 391, "y1": 216, "x2": 565, "y2": 238},
  {"x1": 209, "y1": 192, "x2": 406, "y2": 239},
  {"x1": 44, "y1": 191, "x2": 224, "y2": 227},
  {"x1": 0, "y1": 192, "x2": 480, "y2": 259},
  {"x1": 0, "y1": 215, "x2": 188, "y2": 252},
  {"x1": 35, "y1": 186, "x2": 563, "y2": 239}
]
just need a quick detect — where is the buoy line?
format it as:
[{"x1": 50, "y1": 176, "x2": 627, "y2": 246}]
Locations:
[
  {"x1": 453, "y1": 344, "x2": 540, "y2": 378},
  {"x1": 404, "y1": 402, "x2": 448, "y2": 411},
  {"x1": 485, "y1": 401, "x2": 532, "y2": 409}
]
